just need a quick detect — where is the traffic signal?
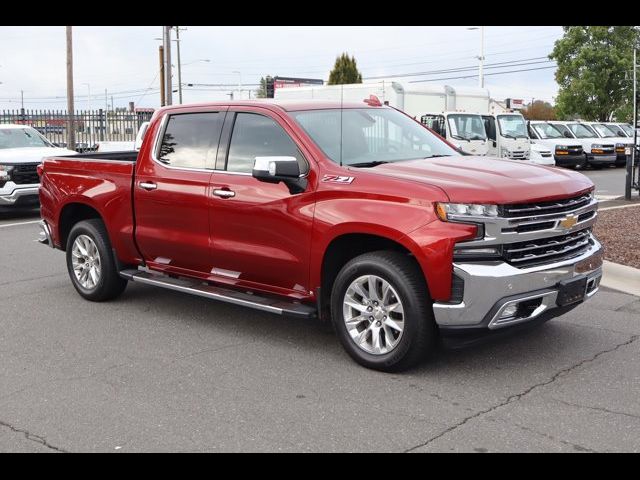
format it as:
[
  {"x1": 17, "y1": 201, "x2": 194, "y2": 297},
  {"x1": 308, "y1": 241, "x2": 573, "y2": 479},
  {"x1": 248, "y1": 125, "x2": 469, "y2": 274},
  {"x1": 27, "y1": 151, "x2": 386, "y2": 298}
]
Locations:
[{"x1": 266, "y1": 77, "x2": 274, "y2": 98}]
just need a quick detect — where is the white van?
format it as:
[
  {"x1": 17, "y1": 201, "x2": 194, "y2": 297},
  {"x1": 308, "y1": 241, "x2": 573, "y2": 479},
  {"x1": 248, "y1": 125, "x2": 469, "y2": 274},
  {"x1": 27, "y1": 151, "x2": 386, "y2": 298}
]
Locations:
[
  {"x1": 528, "y1": 121, "x2": 585, "y2": 168},
  {"x1": 420, "y1": 112, "x2": 488, "y2": 155},
  {"x1": 547, "y1": 121, "x2": 617, "y2": 169}
]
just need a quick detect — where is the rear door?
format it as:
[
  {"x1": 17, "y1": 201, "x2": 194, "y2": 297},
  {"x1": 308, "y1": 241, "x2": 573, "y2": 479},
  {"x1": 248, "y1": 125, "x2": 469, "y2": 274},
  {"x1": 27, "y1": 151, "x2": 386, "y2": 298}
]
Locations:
[
  {"x1": 134, "y1": 108, "x2": 227, "y2": 275},
  {"x1": 208, "y1": 107, "x2": 316, "y2": 297}
]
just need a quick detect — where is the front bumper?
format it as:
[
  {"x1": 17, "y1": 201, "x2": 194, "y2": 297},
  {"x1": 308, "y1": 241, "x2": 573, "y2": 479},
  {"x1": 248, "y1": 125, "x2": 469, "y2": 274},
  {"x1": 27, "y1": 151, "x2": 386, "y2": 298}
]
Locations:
[
  {"x1": 432, "y1": 237, "x2": 603, "y2": 330},
  {"x1": 0, "y1": 183, "x2": 40, "y2": 207},
  {"x1": 554, "y1": 153, "x2": 585, "y2": 167},
  {"x1": 586, "y1": 153, "x2": 616, "y2": 165}
]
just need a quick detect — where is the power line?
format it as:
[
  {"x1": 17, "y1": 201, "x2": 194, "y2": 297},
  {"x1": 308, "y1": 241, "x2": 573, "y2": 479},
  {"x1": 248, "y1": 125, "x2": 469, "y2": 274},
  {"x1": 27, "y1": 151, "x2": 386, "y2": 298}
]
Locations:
[{"x1": 409, "y1": 65, "x2": 557, "y2": 83}]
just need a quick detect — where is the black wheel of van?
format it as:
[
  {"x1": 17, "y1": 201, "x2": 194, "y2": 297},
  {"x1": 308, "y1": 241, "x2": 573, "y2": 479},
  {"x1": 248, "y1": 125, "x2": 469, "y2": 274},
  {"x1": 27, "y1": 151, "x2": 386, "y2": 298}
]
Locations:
[
  {"x1": 66, "y1": 219, "x2": 128, "y2": 302},
  {"x1": 330, "y1": 251, "x2": 436, "y2": 372}
]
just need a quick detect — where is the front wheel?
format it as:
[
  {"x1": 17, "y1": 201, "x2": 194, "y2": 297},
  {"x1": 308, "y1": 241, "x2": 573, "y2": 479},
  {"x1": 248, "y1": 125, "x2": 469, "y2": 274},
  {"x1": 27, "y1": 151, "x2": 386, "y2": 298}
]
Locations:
[
  {"x1": 66, "y1": 219, "x2": 128, "y2": 302},
  {"x1": 330, "y1": 251, "x2": 436, "y2": 372}
]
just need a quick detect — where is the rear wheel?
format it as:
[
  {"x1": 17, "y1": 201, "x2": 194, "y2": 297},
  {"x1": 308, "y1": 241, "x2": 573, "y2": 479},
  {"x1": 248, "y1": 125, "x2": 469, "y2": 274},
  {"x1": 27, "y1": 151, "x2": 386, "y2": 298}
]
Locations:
[
  {"x1": 330, "y1": 251, "x2": 436, "y2": 372},
  {"x1": 66, "y1": 219, "x2": 127, "y2": 301}
]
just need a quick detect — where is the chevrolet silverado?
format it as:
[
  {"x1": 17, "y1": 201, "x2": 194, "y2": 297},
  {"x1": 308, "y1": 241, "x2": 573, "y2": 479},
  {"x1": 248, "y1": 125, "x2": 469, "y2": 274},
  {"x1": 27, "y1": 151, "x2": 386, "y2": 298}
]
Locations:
[{"x1": 37, "y1": 99, "x2": 603, "y2": 371}]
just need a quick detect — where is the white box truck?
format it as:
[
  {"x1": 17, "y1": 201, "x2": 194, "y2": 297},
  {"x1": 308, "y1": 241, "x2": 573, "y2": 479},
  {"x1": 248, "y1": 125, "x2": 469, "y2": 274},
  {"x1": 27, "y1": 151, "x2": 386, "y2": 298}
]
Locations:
[{"x1": 275, "y1": 81, "x2": 489, "y2": 155}]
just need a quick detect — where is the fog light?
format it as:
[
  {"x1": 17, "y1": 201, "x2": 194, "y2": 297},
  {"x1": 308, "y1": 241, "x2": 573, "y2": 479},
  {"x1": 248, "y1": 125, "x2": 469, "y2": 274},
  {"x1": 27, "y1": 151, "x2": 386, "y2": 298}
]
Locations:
[{"x1": 499, "y1": 304, "x2": 518, "y2": 319}]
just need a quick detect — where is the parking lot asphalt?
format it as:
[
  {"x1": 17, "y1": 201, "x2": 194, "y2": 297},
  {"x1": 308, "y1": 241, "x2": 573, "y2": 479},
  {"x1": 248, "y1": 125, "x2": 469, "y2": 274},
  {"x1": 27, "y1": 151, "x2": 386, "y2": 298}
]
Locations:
[
  {"x1": 1, "y1": 208, "x2": 639, "y2": 452},
  {"x1": 581, "y1": 166, "x2": 627, "y2": 200}
]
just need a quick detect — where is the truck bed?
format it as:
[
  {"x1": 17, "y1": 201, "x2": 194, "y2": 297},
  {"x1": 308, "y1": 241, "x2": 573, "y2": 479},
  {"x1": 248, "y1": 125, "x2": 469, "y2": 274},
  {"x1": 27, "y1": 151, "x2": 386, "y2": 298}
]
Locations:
[{"x1": 58, "y1": 150, "x2": 139, "y2": 162}]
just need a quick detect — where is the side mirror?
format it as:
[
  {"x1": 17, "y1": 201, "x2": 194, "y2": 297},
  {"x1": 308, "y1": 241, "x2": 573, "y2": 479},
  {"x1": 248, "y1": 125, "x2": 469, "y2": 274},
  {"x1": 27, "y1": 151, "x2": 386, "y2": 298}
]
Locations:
[
  {"x1": 252, "y1": 156, "x2": 307, "y2": 194},
  {"x1": 564, "y1": 131, "x2": 572, "y2": 138}
]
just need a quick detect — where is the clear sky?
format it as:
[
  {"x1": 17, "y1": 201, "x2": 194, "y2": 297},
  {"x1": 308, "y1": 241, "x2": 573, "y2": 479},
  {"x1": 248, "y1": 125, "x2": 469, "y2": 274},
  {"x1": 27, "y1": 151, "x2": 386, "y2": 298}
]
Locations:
[{"x1": 0, "y1": 26, "x2": 563, "y2": 111}]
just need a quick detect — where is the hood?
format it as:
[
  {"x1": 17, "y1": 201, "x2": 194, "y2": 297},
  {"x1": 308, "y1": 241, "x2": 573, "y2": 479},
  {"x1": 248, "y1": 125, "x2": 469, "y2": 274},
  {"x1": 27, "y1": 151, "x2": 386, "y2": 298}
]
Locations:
[
  {"x1": 364, "y1": 156, "x2": 593, "y2": 204},
  {"x1": 0, "y1": 146, "x2": 76, "y2": 165},
  {"x1": 534, "y1": 138, "x2": 577, "y2": 149}
]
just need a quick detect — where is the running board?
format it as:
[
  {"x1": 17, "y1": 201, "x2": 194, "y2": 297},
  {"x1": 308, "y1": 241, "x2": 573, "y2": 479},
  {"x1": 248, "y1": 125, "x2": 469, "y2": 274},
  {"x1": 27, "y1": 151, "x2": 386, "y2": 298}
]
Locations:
[{"x1": 119, "y1": 269, "x2": 317, "y2": 318}]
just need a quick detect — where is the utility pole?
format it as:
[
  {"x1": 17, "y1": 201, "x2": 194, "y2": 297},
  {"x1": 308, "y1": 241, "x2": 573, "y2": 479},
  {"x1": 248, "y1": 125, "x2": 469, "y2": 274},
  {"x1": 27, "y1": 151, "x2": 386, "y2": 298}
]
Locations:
[
  {"x1": 159, "y1": 45, "x2": 165, "y2": 106},
  {"x1": 163, "y1": 26, "x2": 173, "y2": 105},
  {"x1": 66, "y1": 26, "x2": 76, "y2": 151},
  {"x1": 175, "y1": 26, "x2": 183, "y2": 104},
  {"x1": 20, "y1": 90, "x2": 24, "y2": 110},
  {"x1": 479, "y1": 26, "x2": 485, "y2": 88}
]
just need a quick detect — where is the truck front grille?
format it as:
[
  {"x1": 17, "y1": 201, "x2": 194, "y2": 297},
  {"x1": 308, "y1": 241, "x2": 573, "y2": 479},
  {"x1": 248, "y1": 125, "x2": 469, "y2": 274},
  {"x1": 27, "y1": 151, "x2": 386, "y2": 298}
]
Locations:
[
  {"x1": 501, "y1": 194, "x2": 591, "y2": 218},
  {"x1": 509, "y1": 151, "x2": 527, "y2": 159},
  {"x1": 11, "y1": 164, "x2": 40, "y2": 185},
  {"x1": 502, "y1": 228, "x2": 592, "y2": 268}
]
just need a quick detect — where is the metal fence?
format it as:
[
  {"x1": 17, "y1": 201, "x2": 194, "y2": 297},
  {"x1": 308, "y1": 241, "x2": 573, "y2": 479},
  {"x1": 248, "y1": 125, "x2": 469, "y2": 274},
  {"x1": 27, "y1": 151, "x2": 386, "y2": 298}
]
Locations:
[{"x1": 0, "y1": 109, "x2": 154, "y2": 151}]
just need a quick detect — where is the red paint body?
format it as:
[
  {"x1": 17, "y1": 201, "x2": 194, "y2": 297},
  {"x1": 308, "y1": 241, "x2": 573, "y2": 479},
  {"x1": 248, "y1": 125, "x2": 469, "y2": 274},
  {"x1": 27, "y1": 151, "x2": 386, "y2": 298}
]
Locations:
[{"x1": 38, "y1": 101, "x2": 594, "y2": 304}]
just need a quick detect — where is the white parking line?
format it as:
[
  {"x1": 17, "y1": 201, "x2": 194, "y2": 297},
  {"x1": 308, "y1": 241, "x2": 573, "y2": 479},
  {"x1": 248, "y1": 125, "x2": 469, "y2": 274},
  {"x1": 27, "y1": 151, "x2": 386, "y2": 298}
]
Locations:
[
  {"x1": 599, "y1": 203, "x2": 640, "y2": 211},
  {"x1": 0, "y1": 220, "x2": 41, "y2": 229}
]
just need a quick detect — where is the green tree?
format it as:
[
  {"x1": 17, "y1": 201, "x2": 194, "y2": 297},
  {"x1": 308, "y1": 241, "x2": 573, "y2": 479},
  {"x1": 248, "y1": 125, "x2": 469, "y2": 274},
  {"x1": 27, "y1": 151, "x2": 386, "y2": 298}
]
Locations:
[
  {"x1": 255, "y1": 75, "x2": 273, "y2": 99},
  {"x1": 550, "y1": 26, "x2": 639, "y2": 122},
  {"x1": 522, "y1": 100, "x2": 556, "y2": 120},
  {"x1": 327, "y1": 53, "x2": 363, "y2": 85}
]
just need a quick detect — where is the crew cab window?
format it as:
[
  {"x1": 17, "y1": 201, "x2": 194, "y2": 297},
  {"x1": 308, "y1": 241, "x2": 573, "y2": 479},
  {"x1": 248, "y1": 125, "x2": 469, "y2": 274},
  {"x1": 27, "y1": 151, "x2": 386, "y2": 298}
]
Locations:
[
  {"x1": 226, "y1": 113, "x2": 306, "y2": 174},
  {"x1": 157, "y1": 112, "x2": 223, "y2": 169}
]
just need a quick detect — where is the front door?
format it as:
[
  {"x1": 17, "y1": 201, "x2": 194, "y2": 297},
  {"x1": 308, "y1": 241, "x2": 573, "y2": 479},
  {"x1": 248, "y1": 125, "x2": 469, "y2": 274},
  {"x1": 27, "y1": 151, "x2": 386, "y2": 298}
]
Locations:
[
  {"x1": 134, "y1": 109, "x2": 226, "y2": 275},
  {"x1": 208, "y1": 109, "x2": 316, "y2": 298},
  {"x1": 482, "y1": 115, "x2": 498, "y2": 156}
]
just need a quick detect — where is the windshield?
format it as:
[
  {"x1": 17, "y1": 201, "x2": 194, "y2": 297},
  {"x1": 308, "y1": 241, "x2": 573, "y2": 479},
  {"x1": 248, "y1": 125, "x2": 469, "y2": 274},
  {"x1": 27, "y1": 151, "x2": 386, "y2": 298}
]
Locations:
[
  {"x1": 290, "y1": 108, "x2": 459, "y2": 166},
  {"x1": 532, "y1": 123, "x2": 564, "y2": 139},
  {"x1": 0, "y1": 127, "x2": 53, "y2": 149},
  {"x1": 447, "y1": 114, "x2": 487, "y2": 141},
  {"x1": 605, "y1": 124, "x2": 626, "y2": 137},
  {"x1": 497, "y1": 115, "x2": 528, "y2": 138},
  {"x1": 592, "y1": 123, "x2": 617, "y2": 138},
  {"x1": 568, "y1": 123, "x2": 597, "y2": 138},
  {"x1": 552, "y1": 123, "x2": 574, "y2": 138},
  {"x1": 620, "y1": 124, "x2": 635, "y2": 137}
]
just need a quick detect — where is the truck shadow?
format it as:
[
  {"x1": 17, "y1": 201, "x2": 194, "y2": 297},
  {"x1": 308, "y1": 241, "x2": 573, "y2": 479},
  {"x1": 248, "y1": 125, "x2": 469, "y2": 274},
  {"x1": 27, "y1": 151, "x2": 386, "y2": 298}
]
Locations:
[{"x1": 120, "y1": 282, "x2": 575, "y2": 375}]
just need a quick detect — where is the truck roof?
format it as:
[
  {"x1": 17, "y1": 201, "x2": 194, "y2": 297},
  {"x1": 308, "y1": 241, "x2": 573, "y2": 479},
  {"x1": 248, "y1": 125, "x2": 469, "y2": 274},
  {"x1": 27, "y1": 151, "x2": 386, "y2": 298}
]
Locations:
[
  {"x1": 0, "y1": 124, "x2": 37, "y2": 129},
  {"x1": 156, "y1": 99, "x2": 383, "y2": 115}
]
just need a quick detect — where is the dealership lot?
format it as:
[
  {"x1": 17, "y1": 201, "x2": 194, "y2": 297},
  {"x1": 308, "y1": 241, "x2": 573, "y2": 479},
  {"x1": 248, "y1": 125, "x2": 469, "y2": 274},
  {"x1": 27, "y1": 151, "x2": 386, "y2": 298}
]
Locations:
[{"x1": 1, "y1": 190, "x2": 639, "y2": 452}]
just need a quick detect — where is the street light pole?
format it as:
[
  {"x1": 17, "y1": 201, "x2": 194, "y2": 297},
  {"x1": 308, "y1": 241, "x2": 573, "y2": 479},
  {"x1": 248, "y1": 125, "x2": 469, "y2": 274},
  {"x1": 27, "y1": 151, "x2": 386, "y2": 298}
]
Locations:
[
  {"x1": 627, "y1": 47, "x2": 637, "y2": 200},
  {"x1": 66, "y1": 26, "x2": 76, "y2": 151},
  {"x1": 233, "y1": 71, "x2": 242, "y2": 99}
]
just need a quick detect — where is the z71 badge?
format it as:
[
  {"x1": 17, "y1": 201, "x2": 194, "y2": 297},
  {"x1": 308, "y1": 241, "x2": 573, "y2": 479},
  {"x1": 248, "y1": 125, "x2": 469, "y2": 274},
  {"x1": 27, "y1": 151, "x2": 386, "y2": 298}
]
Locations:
[{"x1": 322, "y1": 175, "x2": 355, "y2": 184}]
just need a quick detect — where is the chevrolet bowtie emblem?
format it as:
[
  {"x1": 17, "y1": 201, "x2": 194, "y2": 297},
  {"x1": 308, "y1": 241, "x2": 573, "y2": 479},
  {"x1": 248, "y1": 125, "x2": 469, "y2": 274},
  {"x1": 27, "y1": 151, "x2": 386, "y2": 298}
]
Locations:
[{"x1": 559, "y1": 214, "x2": 578, "y2": 229}]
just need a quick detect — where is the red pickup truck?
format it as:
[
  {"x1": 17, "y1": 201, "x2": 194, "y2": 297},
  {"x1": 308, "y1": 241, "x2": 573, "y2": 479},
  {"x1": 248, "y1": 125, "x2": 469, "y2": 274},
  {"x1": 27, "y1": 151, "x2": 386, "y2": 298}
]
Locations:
[{"x1": 38, "y1": 100, "x2": 603, "y2": 371}]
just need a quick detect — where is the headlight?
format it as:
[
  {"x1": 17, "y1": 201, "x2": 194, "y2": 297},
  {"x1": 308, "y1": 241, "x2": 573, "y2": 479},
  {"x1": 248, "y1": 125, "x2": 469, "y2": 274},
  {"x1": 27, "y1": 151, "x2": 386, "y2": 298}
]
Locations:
[
  {"x1": 436, "y1": 202, "x2": 499, "y2": 221},
  {"x1": 591, "y1": 144, "x2": 603, "y2": 149},
  {"x1": 0, "y1": 164, "x2": 14, "y2": 187},
  {"x1": 500, "y1": 147, "x2": 510, "y2": 157}
]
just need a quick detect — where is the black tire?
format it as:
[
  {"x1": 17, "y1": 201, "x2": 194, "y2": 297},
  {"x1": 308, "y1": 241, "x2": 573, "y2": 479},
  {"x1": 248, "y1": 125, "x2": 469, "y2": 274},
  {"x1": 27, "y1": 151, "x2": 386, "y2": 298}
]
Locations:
[
  {"x1": 330, "y1": 251, "x2": 436, "y2": 372},
  {"x1": 65, "y1": 219, "x2": 127, "y2": 302}
]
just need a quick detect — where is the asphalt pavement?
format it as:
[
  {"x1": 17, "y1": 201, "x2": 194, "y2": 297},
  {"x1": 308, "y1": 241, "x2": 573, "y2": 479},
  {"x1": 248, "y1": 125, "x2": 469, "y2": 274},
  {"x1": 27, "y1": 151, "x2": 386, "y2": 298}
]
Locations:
[{"x1": 0, "y1": 206, "x2": 639, "y2": 452}]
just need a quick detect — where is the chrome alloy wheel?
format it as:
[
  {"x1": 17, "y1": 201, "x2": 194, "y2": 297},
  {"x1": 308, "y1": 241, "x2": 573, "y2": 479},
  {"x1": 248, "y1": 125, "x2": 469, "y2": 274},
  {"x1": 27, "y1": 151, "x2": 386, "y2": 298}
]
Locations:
[
  {"x1": 342, "y1": 275, "x2": 405, "y2": 355},
  {"x1": 71, "y1": 234, "x2": 102, "y2": 290}
]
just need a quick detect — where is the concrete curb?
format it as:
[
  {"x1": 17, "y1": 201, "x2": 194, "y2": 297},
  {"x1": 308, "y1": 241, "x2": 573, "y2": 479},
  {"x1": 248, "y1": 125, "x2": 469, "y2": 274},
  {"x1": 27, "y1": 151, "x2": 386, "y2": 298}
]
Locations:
[{"x1": 600, "y1": 260, "x2": 640, "y2": 297}]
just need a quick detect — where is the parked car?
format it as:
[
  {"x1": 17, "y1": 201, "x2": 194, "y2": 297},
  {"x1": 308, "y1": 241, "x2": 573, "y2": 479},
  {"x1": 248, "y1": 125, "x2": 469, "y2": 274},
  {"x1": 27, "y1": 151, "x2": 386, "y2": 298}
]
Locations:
[
  {"x1": 37, "y1": 100, "x2": 603, "y2": 371},
  {"x1": 548, "y1": 121, "x2": 617, "y2": 169},
  {"x1": 527, "y1": 121, "x2": 585, "y2": 168},
  {"x1": 0, "y1": 124, "x2": 75, "y2": 210},
  {"x1": 528, "y1": 142, "x2": 555, "y2": 166}
]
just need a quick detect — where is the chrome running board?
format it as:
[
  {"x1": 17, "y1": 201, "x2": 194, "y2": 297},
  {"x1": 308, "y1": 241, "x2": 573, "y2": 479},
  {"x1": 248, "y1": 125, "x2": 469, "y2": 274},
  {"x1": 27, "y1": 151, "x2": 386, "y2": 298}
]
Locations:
[{"x1": 119, "y1": 269, "x2": 316, "y2": 318}]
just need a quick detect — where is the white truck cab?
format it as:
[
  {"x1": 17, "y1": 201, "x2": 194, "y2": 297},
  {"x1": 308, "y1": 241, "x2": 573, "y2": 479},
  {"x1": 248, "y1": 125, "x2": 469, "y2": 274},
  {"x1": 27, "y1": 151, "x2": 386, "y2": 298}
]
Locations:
[
  {"x1": 481, "y1": 113, "x2": 530, "y2": 160},
  {"x1": 420, "y1": 112, "x2": 488, "y2": 156}
]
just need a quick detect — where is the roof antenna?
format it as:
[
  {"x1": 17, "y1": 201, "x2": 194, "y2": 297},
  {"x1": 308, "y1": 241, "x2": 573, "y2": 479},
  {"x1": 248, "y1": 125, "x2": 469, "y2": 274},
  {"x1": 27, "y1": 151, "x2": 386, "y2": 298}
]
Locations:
[{"x1": 339, "y1": 84, "x2": 344, "y2": 167}]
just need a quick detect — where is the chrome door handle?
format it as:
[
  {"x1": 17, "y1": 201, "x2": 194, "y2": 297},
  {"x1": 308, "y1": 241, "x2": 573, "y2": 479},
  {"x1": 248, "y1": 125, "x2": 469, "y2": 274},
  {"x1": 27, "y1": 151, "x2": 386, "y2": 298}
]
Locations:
[
  {"x1": 213, "y1": 189, "x2": 235, "y2": 198},
  {"x1": 139, "y1": 182, "x2": 157, "y2": 191}
]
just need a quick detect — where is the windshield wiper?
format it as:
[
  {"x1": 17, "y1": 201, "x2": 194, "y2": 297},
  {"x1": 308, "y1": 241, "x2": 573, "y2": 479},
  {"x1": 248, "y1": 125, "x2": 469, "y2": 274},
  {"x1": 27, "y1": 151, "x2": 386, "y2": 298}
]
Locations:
[
  {"x1": 450, "y1": 134, "x2": 467, "y2": 140},
  {"x1": 424, "y1": 154, "x2": 453, "y2": 158},
  {"x1": 348, "y1": 161, "x2": 391, "y2": 168}
]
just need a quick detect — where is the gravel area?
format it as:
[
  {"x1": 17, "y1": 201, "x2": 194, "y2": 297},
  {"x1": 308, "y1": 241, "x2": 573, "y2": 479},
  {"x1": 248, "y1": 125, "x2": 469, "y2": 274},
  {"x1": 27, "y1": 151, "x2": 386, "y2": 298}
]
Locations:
[{"x1": 594, "y1": 205, "x2": 640, "y2": 269}]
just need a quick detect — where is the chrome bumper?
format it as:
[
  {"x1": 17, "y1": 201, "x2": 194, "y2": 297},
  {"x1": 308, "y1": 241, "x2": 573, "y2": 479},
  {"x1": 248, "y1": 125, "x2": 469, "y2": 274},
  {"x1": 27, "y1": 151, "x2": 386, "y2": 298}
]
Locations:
[
  {"x1": 433, "y1": 237, "x2": 603, "y2": 329},
  {"x1": 0, "y1": 185, "x2": 40, "y2": 206}
]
